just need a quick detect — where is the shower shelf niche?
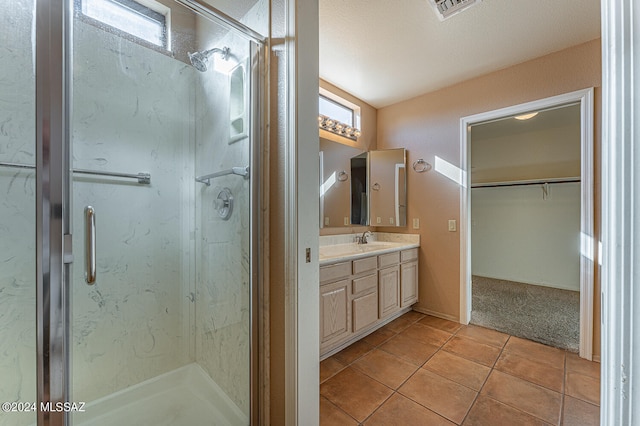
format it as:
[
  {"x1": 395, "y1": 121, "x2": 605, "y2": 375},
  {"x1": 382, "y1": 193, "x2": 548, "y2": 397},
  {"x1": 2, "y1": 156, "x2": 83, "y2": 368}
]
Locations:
[{"x1": 229, "y1": 61, "x2": 248, "y2": 144}]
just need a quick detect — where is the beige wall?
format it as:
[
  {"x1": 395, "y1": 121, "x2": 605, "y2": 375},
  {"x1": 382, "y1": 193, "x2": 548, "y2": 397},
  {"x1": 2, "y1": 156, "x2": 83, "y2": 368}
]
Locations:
[{"x1": 376, "y1": 39, "x2": 602, "y2": 357}]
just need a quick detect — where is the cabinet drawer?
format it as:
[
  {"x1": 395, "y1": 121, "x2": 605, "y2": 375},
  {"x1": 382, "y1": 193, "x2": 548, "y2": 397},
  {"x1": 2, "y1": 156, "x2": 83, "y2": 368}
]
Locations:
[
  {"x1": 378, "y1": 251, "x2": 400, "y2": 269},
  {"x1": 320, "y1": 262, "x2": 351, "y2": 283},
  {"x1": 352, "y1": 256, "x2": 377, "y2": 275},
  {"x1": 401, "y1": 248, "x2": 418, "y2": 263},
  {"x1": 352, "y1": 273, "x2": 377, "y2": 294}
]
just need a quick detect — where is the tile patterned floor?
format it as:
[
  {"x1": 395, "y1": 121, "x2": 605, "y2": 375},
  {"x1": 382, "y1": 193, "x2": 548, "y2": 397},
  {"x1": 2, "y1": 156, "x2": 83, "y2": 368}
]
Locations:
[{"x1": 320, "y1": 311, "x2": 600, "y2": 425}]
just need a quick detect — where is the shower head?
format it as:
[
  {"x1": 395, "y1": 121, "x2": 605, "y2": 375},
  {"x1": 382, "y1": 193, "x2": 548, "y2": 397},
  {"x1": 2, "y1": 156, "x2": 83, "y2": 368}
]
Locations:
[{"x1": 188, "y1": 46, "x2": 230, "y2": 72}]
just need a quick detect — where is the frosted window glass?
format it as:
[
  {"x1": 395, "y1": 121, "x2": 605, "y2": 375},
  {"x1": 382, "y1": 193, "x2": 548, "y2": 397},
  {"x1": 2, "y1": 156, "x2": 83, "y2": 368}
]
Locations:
[
  {"x1": 82, "y1": 0, "x2": 166, "y2": 48},
  {"x1": 319, "y1": 95, "x2": 354, "y2": 126}
]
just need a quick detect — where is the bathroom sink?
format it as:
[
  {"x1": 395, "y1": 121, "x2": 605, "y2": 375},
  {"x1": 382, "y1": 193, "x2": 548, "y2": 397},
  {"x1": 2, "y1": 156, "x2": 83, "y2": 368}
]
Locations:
[{"x1": 319, "y1": 241, "x2": 409, "y2": 262}]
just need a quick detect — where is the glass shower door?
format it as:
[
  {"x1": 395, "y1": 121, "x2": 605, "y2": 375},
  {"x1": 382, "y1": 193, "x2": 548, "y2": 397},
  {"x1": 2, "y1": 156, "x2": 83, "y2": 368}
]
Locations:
[
  {"x1": 0, "y1": 1, "x2": 37, "y2": 426},
  {"x1": 68, "y1": 1, "x2": 262, "y2": 424}
]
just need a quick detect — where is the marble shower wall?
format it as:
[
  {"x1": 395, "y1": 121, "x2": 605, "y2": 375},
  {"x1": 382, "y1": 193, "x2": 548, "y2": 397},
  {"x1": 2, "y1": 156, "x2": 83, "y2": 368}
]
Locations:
[
  {"x1": 0, "y1": 1, "x2": 37, "y2": 425},
  {"x1": 0, "y1": 2, "x2": 254, "y2": 421},
  {"x1": 70, "y1": 22, "x2": 197, "y2": 402},
  {"x1": 193, "y1": 23, "x2": 252, "y2": 416}
]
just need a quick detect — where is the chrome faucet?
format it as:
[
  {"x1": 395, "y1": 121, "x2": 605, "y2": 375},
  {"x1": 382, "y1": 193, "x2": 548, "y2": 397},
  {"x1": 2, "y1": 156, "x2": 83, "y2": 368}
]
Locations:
[{"x1": 358, "y1": 231, "x2": 372, "y2": 244}]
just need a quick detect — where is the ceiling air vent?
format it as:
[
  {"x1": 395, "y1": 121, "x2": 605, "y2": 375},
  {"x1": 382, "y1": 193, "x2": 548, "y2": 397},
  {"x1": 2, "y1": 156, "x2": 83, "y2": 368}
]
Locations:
[{"x1": 429, "y1": 0, "x2": 482, "y2": 21}]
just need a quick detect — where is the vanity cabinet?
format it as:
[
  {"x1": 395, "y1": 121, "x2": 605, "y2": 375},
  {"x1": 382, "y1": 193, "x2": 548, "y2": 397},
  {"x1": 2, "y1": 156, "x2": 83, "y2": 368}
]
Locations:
[
  {"x1": 320, "y1": 279, "x2": 351, "y2": 345},
  {"x1": 320, "y1": 247, "x2": 419, "y2": 357},
  {"x1": 400, "y1": 248, "x2": 419, "y2": 307},
  {"x1": 378, "y1": 265, "x2": 400, "y2": 318}
]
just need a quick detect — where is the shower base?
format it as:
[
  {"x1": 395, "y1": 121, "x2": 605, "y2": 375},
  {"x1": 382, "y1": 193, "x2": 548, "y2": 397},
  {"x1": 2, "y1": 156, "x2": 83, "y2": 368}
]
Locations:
[{"x1": 73, "y1": 363, "x2": 248, "y2": 426}]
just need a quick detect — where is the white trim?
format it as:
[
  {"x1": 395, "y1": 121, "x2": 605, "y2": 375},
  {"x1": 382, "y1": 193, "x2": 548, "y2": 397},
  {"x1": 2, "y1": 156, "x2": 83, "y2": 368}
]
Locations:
[
  {"x1": 283, "y1": 0, "x2": 297, "y2": 422},
  {"x1": 600, "y1": 0, "x2": 640, "y2": 423},
  {"x1": 284, "y1": 0, "x2": 320, "y2": 424},
  {"x1": 579, "y1": 88, "x2": 595, "y2": 360},
  {"x1": 394, "y1": 163, "x2": 405, "y2": 225},
  {"x1": 459, "y1": 88, "x2": 595, "y2": 360}
]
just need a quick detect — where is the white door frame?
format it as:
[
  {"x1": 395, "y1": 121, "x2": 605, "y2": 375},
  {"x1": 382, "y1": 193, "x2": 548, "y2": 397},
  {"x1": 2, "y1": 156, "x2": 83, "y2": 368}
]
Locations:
[
  {"x1": 283, "y1": 0, "x2": 320, "y2": 424},
  {"x1": 600, "y1": 0, "x2": 640, "y2": 422},
  {"x1": 459, "y1": 88, "x2": 595, "y2": 360}
]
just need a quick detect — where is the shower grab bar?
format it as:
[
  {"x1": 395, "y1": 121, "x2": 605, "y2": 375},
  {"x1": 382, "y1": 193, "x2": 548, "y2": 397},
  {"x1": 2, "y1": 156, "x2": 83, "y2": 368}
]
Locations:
[
  {"x1": 84, "y1": 206, "x2": 96, "y2": 285},
  {"x1": 0, "y1": 161, "x2": 151, "y2": 184},
  {"x1": 195, "y1": 165, "x2": 250, "y2": 186}
]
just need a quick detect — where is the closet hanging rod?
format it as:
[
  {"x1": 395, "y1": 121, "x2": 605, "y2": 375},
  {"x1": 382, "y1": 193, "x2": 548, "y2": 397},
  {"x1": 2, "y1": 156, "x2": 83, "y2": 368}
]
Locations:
[
  {"x1": 0, "y1": 161, "x2": 151, "y2": 184},
  {"x1": 195, "y1": 165, "x2": 250, "y2": 186},
  {"x1": 471, "y1": 176, "x2": 581, "y2": 189}
]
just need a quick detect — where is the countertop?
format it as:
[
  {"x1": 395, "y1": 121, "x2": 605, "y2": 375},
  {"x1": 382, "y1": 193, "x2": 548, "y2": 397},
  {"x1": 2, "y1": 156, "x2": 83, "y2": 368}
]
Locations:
[{"x1": 319, "y1": 233, "x2": 420, "y2": 265}]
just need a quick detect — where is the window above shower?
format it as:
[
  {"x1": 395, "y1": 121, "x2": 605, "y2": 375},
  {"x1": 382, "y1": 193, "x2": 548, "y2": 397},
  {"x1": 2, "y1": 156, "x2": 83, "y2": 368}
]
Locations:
[{"x1": 76, "y1": 0, "x2": 171, "y2": 50}]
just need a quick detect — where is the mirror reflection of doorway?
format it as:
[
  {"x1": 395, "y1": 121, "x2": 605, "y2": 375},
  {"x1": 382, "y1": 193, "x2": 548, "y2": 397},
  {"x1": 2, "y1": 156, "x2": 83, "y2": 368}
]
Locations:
[{"x1": 469, "y1": 103, "x2": 582, "y2": 351}]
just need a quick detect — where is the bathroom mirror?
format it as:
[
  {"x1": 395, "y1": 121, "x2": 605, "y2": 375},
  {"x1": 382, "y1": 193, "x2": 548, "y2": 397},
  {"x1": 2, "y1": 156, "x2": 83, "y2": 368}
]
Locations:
[
  {"x1": 319, "y1": 137, "x2": 363, "y2": 228},
  {"x1": 319, "y1": 139, "x2": 407, "y2": 228},
  {"x1": 350, "y1": 152, "x2": 368, "y2": 226},
  {"x1": 369, "y1": 148, "x2": 407, "y2": 227}
]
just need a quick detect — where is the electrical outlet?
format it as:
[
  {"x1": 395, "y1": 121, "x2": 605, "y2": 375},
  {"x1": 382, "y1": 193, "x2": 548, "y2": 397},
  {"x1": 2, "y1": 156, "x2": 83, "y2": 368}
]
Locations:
[
  {"x1": 448, "y1": 219, "x2": 457, "y2": 232},
  {"x1": 413, "y1": 218, "x2": 420, "y2": 229},
  {"x1": 344, "y1": 217, "x2": 349, "y2": 225},
  {"x1": 376, "y1": 217, "x2": 381, "y2": 224},
  {"x1": 324, "y1": 217, "x2": 329, "y2": 226},
  {"x1": 389, "y1": 217, "x2": 394, "y2": 225}
]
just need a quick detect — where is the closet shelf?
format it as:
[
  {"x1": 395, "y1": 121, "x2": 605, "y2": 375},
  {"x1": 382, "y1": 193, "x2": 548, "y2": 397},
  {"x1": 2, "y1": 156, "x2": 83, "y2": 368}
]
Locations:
[{"x1": 471, "y1": 176, "x2": 581, "y2": 188}]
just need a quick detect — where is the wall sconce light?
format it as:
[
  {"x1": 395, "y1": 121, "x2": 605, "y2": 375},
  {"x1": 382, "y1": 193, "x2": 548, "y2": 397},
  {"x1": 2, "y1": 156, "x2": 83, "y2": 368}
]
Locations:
[{"x1": 318, "y1": 114, "x2": 361, "y2": 140}]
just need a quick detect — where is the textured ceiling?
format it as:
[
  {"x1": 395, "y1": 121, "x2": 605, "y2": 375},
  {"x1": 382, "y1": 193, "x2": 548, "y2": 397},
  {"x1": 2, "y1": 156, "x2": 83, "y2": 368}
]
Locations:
[{"x1": 319, "y1": 0, "x2": 601, "y2": 108}]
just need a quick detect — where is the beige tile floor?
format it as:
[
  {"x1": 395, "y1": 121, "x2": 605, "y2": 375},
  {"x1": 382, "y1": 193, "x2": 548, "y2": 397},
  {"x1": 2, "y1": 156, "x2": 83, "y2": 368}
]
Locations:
[{"x1": 320, "y1": 311, "x2": 600, "y2": 425}]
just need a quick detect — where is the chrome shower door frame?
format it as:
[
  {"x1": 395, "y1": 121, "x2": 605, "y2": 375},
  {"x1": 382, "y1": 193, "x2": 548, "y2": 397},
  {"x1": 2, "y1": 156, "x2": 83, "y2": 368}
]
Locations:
[
  {"x1": 35, "y1": 0, "x2": 72, "y2": 425},
  {"x1": 35, "y1": 0, "x2": 266, "y2": 424},
  {"x1": 249, "y1": 38, "x2": 266, "y2": 426}
]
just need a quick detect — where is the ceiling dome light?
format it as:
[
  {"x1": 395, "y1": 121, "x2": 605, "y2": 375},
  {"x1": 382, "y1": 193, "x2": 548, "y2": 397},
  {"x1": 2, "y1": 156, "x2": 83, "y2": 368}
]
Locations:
[{"x1": 514, "y1": 112, "x2": 538, "y2": 120}]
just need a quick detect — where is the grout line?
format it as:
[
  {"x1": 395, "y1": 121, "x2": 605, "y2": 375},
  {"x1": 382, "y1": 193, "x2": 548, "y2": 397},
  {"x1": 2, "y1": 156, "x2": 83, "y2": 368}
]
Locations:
[
  {"x1": 358, "y1": 313, "x2": 451, "y2": 424},
  {"x1": 558, "y1": 351, "x2": 568, "y2": 426},
  {"x1": 321, "y1": 312, "x2": 600, "y2": 425},
  {"x1": 320, "y1": 395, "x2": 361, "y2": 425},
  {"x1": 358, "y1": 312, "x2": 427, "y2": 425},
  {"x1": 459, "y1": 334, "x2": 511, "y2": 425}
]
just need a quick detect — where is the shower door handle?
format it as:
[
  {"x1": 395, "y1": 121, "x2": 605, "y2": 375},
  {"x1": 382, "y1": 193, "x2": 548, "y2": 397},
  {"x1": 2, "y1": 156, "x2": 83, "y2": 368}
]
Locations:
[{"x1": 84, "y1": 206, "x2": 96, "y2": 285}]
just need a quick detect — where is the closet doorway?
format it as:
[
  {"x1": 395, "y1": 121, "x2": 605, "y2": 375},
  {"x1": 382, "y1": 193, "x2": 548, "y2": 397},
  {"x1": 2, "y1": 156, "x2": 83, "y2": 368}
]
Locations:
[{"x1": 459, "y1": 89, "x2": 595, "y2": 360}]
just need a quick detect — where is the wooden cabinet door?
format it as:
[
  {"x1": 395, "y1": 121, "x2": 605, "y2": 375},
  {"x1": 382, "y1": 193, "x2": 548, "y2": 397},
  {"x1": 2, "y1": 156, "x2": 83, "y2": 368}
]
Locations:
[
  {"x1": 320, "y1": 279, "x2": 350, "y2": 344},
  {"x1": 353, "y1": 291, "x2": 378, "y2": 332},
  {"x1": 401, "y1": 261, "x2": 418, "y2": 307},
  {"x1": 378, "y1": 266, "x2": 400, "y2": 318}
]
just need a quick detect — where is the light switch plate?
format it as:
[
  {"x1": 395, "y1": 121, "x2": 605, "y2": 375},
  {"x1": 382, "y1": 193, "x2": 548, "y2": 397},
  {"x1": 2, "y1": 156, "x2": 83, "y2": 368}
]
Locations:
[
  {"x1": 448, "y1": 219, "x2": 457, "y2": 232},
  {"x1": 413, "y1": 218, "x2": 420, "y2": 229},
  {"x1": 344, "y1": 217, "x2": 349, "y2": 225}
]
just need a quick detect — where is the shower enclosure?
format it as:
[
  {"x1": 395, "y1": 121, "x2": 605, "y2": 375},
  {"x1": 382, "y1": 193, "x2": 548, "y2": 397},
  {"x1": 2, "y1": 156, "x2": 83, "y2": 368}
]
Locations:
[{"x1": 0, "y1": 0, "x2": 264, "y2": 424}]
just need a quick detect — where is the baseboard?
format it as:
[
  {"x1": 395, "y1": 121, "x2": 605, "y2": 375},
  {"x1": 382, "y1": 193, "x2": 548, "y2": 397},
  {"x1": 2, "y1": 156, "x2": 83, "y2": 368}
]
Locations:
[
  {"x1": 412, "y1": 307, "x2": 459, "y2": 323},
  {"x1": 592, "y1": 355, "x2": 601, "y2": 363},
  {"x1": 320, "y1": 307, "x2": 412, "y2": 361}
]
